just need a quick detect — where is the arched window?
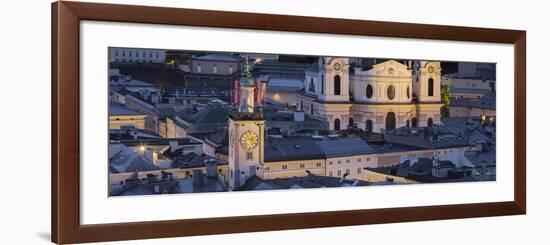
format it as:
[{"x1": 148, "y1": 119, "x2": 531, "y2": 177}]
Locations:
[
  {"x1": 387, "y1": 85, "x2": 395, "y2": 100},
  {"x1": 428, "y1": 118, "x2": 434, "y2": 127},
  {"x1": 365, "y1": 120, "x2": 373, "y2": 133},
  {"x1": 366, "y1": 84, "x2": 373, "y2": 98},
  {"x1": 428, "y1": 78, "x2": 434, "y2": 96},
  {"x1": 309, "y1": 78, "x2": 315, "y2": 92},
  {"x1": 321, "y1": 75, "x2": 324, "y2": 94},
  {"x1": 386, "y1": 112, "x2": 396, "y2": 130},
  {"x1": 334, "y1": 119, "x2": 341, "y2": 131},
  {"x1": 334, "y1": 75, "x2": 341, "y2": 95},
  {"x1": 412, "y1": 117, "x2": 418, "y2": 127},
  {"x1": 348, "y1": 118, "x2": 354, "y2": 127}
]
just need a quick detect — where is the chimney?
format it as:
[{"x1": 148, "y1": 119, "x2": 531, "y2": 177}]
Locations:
[
  {"x1": 146, "y1": 173, "x2": 157, "y2": 183},
  {"x1": 192, "y1": 169, "x2": 203, "y2": 187},
  {"x1": 205, "y1": 160, "x2": 218, "y2": 178}
]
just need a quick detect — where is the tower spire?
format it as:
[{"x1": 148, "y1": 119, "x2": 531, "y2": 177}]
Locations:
[
  {"x1": 240, "y1": 55, "x2": 253, "y2": 87},
  {"x1": 238, "y1": 55, "x2": 255, "y2": 113}
]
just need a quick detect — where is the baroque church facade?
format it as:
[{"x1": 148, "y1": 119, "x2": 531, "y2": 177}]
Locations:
[{"x1": 297, "y1": 58, "x2": 443, "y2": 132}]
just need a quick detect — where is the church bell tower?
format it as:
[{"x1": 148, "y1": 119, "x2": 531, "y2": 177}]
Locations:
[{"x1": 227, "y1": 56, "x2": 265, "y2": 190}]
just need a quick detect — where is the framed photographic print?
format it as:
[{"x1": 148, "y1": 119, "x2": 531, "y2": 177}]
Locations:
[{"x1": 52, "y1": 1, "x2": 526, "y2": 244}]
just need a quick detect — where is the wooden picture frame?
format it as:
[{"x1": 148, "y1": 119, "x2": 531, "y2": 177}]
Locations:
[{"x1": 51, "y1": 1, "x2": 526, "y2": 244}]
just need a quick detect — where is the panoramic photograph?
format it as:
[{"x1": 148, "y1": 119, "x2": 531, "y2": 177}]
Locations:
[{"x1": 107, "y1": 48, "x2": 496, "y2": 196}]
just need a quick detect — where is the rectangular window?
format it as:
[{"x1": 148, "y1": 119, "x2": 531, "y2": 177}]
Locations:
[
  {"x1": 337, "y1": 170, "x2": 341, "y2": 176},
  {"x1": 357, "y1": 158, "x2": 362, "y2": 162},
  {"x1": 366, "y1": 157, "x2": 370, "y2": 161},
  {"x1": 246, "y1": 152, "x2": 253, "y2": 160},
  {"x1": 346, "y1": 169, "x2": 350, "y2": 175},
  {"x1": 299, "y1": 164, "x2": 305, "y2": 168},
  {"x1": 329, "y1": 171, "x2": 333, "y2": 177},
  {"x1": 337, "y1": 160, "x2": 341, "y2": 164},
  {"x1": 316, "y1": 162, "x2": 321, "y2": 167},
  {"x1": 357, "y1": 168, "x2": 362, "y2": 174},
  {"x1": 346, "y1": 159, "x2": 350, "y2": 163},
  {"x1": 282, "y1": 165, "x2": 288, "y2": 170},
  {"x1": 329, "y1": 161, "x2": 333, "y2": 165}
]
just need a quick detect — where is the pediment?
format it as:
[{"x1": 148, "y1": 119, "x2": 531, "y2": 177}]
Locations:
[{"x1": 368, "y1": 60, "x2": 412, "y2": 77}]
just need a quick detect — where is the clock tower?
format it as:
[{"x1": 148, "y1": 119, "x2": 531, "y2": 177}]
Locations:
[
  {"x1": 227, "y1": 57, "x2": 265, "y2": 190},
  {"x1": 415, "y1": 61, "x2": 442, "y2": 103}
]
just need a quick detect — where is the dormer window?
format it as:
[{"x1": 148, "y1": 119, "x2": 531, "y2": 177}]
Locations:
[{"x1": 309, "y1": 78, "x2": 315, "y2": 92}]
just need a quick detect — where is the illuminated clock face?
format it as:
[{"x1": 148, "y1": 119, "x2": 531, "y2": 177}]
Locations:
[
  {"x1": 428, "y1": 66, "x2": 434, "y2": 73},
  {"x1": 333, "y1": 63, "x2": 342, "y2": 71},
  {"x1": 240, "y1": 131, "x2": 258, "y2": 150}
]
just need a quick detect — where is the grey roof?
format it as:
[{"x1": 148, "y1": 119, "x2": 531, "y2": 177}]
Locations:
[
  {"x1": 450, "y1": 87, "x2": 490, "y2": 94},
  {"x1": 205, "y1": 128, "x2": 228, "y2": 146},
  {"x1": 237, "y1": 174, "x2": 369, "y2": 191},
  {"x1": 450, "y1": 91, "x2": 496, "y2": 110},
  {"x1": 315, "y1": 137, "x2": 375, "y2": 157},
  {"x1": 184, "y1": 106, "x2": 230, "y2": 124},
  {"x1": 440, "y1": 117, "x2": 495, "y2": 146},
  {"x1": 193, "y1": 54, "x2": 242, "y2": 62},
  {"x1": 465, "y1": 151, "x2": 496, "y2": 167},
  {"x1": 252, "y1": 61, "x2": 312, "y2": 78},
  {"x1": 109, "y1": 103, "x2": 144, "y2": 116},
  {"x1": 178, "y1": 177, "x2": 227, "y2": 193},
  {"x1": 384, "y1": 127, "x2": 470, "y2": 149},
  {"x1": 264, "y1": 137, "x2": 325, "y2": 162}
]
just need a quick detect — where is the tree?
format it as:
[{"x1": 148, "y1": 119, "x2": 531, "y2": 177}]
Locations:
[{"x1": 440, "y1": 85, "x2": 451, "y2": 117}]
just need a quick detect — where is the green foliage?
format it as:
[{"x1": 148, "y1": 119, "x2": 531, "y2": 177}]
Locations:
[{"x1": 440, "y1": 85, "x2": 451, "y2": 117}]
